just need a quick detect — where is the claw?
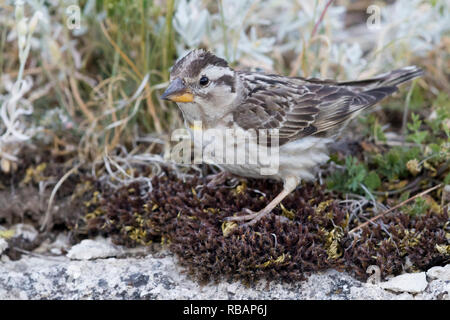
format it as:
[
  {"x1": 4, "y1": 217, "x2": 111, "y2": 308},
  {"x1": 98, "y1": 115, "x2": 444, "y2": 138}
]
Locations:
[
  {"x1": 225, "y1": 208, "x2": 271, "y2": 226},
  {"x1": 224, "y1": 176, "x2": 299, "y2": 228}
]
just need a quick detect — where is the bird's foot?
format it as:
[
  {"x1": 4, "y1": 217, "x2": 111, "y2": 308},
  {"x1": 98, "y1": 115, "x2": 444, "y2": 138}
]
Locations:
[
  {"x1": 225, "y1": 208, "x2": 271, "y2": 227},
  {"x1": 224, "y1": 176, "x2": 299, "y2": 228}
]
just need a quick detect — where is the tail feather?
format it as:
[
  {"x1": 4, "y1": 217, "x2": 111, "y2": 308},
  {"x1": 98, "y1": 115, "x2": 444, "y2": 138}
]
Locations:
[
  {"x1": 301, "y1": 66, "x2": 424, "y2": 138},
  {"x1": 313, "y1": 67, "x2": 422, "y2": 136},
  {"x1": 375, "y1": 66, "x2": 424, "y2": 87},
  {"x1": 339, "y1": 66, "x2": 424, "y2": 89}
]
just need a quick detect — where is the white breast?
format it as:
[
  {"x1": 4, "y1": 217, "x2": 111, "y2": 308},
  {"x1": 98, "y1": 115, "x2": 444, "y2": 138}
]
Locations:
[
  {"x1": 277, "y1": 136, "x2": 332, "y2": 181},
  {"x1": 192, "y1": 125, "x2": 332, "y2": 181}
]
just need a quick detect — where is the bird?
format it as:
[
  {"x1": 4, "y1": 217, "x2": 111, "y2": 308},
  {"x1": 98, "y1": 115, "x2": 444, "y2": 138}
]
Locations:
[{"x1": 161, "y1": 49, "x2": 423, "y2": 226}]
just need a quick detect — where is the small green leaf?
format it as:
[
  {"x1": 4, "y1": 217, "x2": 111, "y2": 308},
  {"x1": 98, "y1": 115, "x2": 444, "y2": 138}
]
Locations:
[
  {"x1": 364, "y1": 171, "x2": 381, "y2": 190},
  {"x1": 444, "y1": 173, "x2": 450, "y2": 185}
]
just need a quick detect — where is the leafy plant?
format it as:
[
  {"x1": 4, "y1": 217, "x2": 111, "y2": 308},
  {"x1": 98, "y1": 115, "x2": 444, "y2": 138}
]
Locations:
[
  {"x1": 327, "y1": 156, "x2": 381, "y2": 194},
  {"x1": 427, "y1": 92, "x2": 450, "y2": 138},
  {"x1": 404, "y1": 198, "x2": 431, "y2": 217},
  {"x1": 359, "y1": 114, "x2": 387, "y2": 143},
  {"x1": 371, "y1": 147, "x2": 421, "y2": 181},
  {"x1": 407, "y1": 113, "x2": 428, "y2": 145}
]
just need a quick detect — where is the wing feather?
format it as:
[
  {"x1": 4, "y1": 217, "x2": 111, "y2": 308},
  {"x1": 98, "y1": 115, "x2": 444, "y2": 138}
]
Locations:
[{"x1": 233, "y1": 69, "x2": 420, "y2": 145}]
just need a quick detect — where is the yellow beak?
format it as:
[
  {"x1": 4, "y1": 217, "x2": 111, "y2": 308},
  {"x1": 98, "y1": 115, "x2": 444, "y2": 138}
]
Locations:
[{"x1": 161, "y1": 78, "x2": 194, "y2": 103}]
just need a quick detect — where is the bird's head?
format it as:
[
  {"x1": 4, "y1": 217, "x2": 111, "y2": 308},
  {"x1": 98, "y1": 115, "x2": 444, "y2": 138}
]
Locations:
[{"x1": 161, "y1": 49, "x2": 239, "y2": 124}]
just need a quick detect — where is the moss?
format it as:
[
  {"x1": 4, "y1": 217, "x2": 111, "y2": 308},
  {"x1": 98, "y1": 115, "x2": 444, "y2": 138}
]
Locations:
[{"x1": 76, "y1": 168, "x2": 449, "y2": 284}]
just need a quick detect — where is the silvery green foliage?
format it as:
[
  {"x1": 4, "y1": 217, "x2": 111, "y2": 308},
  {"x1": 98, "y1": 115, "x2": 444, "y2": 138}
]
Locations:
[
  {"x1": 172, "y1": 0, "x2": 448, "y2": 78},
  {"x1": 235, "y1": 27, "x2": 276, "y2": 67},
  {"x1": 173, "y1": 0, "x2": 210, "y2": 57},
  {"x1": 328, "y1": 0, "x2": 449, "y2": 78},
  {"x1": 212, "y1": 0, "x2": 276, "y2": 66},
  {"x1": 330, "y1": 43, "x2": 366, "y2": 79},
  {"x1": 172, "y1": 0, "x2": 346, "y2": 70},
  {"x1": 0, "y1": 76, "x2": 34, "y2": 162},
  {"x1": 220, "y1": 0, "x2": 254, "y2": 30},
  {"x1": 380, "y1": 0, "x2": 450, "y2": 57},
  {"x1": 0, "y1": 1, "x2": 44, "y2": 171},
  {"x1": 174, "y1": 0, "x2": 276, "y2": 67},
  {"x1": 252, "y1": 0, "x2": 345, "y2": 53}
]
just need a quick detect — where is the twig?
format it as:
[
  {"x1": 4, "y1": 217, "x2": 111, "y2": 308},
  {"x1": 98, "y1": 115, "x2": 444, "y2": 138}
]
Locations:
[
  {"x1": 8, "y1": 66, "x2": 51, "y2": 77},
  {"x1": 372, "y1": 176, "x2": 423, "y2": 196},
  {"x1": 41, "y1": 163, "x2": 82, "y2": 232},
  {"x1": 100, "y1": 22, "x2": 142, "y2": 78},
  {"x1": 401, "y1": 79, "x2": 416, "y2": 139},
  {"x1": 218, "y1": 0, "x2": 229, "y2": 60},
  {"x1": 162, "y1": 0, "x2": 175, "y2": 81},
  {"x1": 310, "y1": 0, "x2": 335, "y2": 39},
  {"x1": 348, "y1": 183, "x2": 443, "y2": 235},
  {"x1": 69, "y1": 76, "x2": 95, "y2": 122},
  {"x1": 100, "y1": 21, "x2": 162, "y2": 133}
]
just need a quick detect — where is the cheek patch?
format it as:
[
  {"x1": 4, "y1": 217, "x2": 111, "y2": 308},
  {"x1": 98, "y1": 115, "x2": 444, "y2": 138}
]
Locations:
[{"x1": 215, "y1": 75, "x2": 236, "y2": 92}]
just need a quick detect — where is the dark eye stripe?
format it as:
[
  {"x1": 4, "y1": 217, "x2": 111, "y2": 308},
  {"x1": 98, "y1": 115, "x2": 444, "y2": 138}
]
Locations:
[{"x1": 216, "y1": 75, "x2": 235, "y2": 93}]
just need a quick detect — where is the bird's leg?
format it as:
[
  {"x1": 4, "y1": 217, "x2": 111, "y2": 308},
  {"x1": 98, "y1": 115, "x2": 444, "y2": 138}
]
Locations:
[
  {"x1": 225, "y1": 176, "x2": 299, "y2": 226},
  {"x1": 205, "y1": 170, "x2": 232, "y2": 188}
]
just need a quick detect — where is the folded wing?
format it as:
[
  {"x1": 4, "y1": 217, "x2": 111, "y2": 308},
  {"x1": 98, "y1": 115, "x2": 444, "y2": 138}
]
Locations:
[{"x1": 233, "y1": 66, "x2": 422, "y2": 145}]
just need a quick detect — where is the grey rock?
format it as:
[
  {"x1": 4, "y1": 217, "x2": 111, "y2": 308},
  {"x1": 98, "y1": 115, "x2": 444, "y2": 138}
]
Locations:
[
  {"x1": 426, "y1": 265, "x2": 450, "y2": 281},
  {"x1": 0, "y1": 239, "x2": 448, "y2": 300},
  {"x1": 0, "y1": 238, "x2": 8, "y2": 255},
  {"x1": 415, "y1": 279, "x2": 450, "y2": 300},
  {"x1": 0, "y1": 251, "x2": 446, "y2": 300},
  {"x1": 67, "y1": 238, "x2": 123, "y2": 260},
  {"x1": 12, "y1": 224, "x2": 38, "y2": 242},
  {"x1": 50, "y1": 248, "x2": 63, "y2": 255},
  {"x1": 35, "y1": 232, "x2": 70, "y2": 256},
  {"x1": 380, "y1": 272, "x2": 428, "y2": 293},
  {"x1": 226, "y1": 282, "x2": 239, "y2": 295}
]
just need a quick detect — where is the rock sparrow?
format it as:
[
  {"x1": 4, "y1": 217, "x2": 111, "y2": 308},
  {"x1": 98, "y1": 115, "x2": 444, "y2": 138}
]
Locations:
[{"x1": 161, "y1": 49, "x2": 423, "y2": 226}]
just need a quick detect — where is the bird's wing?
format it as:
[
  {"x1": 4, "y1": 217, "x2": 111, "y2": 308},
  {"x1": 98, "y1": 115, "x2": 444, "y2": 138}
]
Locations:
[
  {"x1": 233, "y1": 73, "x2": 398, "y2": 145},
  {"x1": 294, "y1": 66, "x2": 423, "y2": 92}
]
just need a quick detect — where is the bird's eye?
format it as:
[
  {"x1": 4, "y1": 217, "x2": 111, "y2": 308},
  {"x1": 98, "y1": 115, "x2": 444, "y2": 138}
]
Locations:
[{"x1": 199, "y1": 76, "x2": 209, "y2": 86}]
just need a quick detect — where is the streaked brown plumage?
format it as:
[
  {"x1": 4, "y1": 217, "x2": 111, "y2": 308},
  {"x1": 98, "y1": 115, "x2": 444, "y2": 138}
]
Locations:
[
  {"x1": 161, "y1": 49, "x2": 423, "y2": 226},
  {"x1": 232, "y1": 69, "x2": 421, "y2": 144}
]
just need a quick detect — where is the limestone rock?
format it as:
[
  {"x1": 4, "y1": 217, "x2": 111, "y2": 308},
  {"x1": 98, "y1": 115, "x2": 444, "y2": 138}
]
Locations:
[
  {"x1": 0, "y1": 238, "x2": 8, "y2": 255},
  {"x1": 380, "y1": 272, "x2": 427, "y2": 293},
  {"x1": 12, "y1": 224, "x2": 38, "y2": 242},
  {"x1": 427, "y1": 265, "x2": 450, "y2": 281},
  {"x1": 67, "y1": 238, "x2": 123, "y2": 260}
]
